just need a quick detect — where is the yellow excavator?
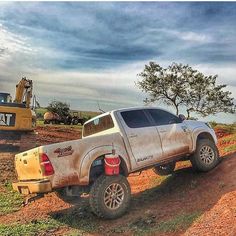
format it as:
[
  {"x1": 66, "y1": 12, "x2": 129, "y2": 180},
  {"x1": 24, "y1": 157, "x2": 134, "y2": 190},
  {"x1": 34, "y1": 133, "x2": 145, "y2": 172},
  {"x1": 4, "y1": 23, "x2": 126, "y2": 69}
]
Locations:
[{"x1": 0, "y1": 78, "x2": 37, "y2": 152}]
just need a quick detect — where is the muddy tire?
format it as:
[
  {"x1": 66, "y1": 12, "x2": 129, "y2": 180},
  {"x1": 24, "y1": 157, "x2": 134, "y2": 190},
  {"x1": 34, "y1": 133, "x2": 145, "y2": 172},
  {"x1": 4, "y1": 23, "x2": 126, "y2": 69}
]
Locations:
[
  {"x1": 153, "y1": 162, "x2": 176, "y2": 176},
  {"x1": 190, "y1": 139, "x2": 220, "y2": 172},
  {"x1": 89, "y1": 174, "x2": 131, "y2": 219}
]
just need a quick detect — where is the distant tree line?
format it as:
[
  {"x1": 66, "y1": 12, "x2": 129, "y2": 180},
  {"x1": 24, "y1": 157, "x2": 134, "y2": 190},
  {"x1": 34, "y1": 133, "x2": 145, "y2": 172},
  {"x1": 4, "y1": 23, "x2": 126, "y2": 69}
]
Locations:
[{"x1": 47, "y1": 101, "x2": 70, "y2": 118}]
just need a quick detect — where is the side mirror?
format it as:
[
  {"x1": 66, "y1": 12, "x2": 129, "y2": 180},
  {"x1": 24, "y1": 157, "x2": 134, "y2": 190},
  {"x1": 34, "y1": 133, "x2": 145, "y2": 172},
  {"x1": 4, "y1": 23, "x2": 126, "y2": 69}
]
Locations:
[{"x1": 179, "y1": 114, "x2": 186, "y2": 121}]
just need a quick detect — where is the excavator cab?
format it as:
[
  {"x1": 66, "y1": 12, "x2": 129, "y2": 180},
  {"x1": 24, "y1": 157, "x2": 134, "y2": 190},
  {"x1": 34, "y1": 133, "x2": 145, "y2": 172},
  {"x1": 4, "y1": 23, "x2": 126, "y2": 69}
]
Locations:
[{"x1": 0, "y1": 93, "x2": 12, "y2": 103}]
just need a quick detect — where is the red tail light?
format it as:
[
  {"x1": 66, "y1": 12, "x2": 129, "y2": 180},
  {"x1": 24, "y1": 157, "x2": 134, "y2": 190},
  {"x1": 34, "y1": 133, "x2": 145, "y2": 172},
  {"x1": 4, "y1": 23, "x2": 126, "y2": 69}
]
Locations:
[{"x1": 40, "y1": 153, "x2": 54, "y2": 176}]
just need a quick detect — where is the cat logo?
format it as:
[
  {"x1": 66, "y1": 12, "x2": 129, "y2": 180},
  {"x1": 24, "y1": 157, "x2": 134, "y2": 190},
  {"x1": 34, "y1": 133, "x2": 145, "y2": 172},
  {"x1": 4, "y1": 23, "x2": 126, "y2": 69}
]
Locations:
[{"x1": 0, "y1": 113, "x2": 16, "y2": 126}]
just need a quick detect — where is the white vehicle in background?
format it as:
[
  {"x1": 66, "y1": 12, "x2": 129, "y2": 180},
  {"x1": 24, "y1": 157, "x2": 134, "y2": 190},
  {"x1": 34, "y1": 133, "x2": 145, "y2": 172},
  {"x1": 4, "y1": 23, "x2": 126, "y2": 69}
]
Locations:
[{"x1": 13, "y1": 107, "x2": 220, "y2": 219}]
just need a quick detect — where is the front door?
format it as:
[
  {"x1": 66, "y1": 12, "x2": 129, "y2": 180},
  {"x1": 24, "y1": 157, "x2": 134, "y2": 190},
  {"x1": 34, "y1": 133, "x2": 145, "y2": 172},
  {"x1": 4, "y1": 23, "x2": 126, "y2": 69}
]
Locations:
[{"x1": 147, "y1": 109, "x2": 192, "y2": 160}]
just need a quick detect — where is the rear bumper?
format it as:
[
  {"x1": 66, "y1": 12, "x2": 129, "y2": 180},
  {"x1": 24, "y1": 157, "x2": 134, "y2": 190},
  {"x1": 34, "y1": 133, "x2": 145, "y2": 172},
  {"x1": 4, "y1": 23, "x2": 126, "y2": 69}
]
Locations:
[{"x1": 12, "y1": 180, "x2": 52, "y2": 195}]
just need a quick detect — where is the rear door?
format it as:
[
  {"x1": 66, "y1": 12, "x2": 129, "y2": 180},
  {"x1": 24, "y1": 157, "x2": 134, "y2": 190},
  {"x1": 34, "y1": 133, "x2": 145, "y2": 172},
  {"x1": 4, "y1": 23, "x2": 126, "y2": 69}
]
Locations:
[
  {"x1": 147, "y1": 109, "x2": 192, "y2": 160},
  {"x1": 118, "y1": 109, "x2": 163, "y2": 167}
]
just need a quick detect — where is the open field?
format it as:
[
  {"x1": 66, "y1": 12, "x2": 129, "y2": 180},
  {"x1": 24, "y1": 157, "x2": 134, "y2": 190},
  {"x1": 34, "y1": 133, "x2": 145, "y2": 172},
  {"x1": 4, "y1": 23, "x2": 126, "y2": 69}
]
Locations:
[
  {"x1": 0, "y1": 124, "x2": 235, "y2": 235},
  {"x1": 35, "y1": 108, "x2": 100, "y2": 121}
]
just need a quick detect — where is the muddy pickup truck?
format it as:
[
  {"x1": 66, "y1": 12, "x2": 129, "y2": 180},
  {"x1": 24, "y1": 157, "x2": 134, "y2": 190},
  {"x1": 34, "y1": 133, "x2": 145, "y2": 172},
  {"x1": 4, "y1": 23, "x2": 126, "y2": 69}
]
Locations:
[{"x1": 13, "y1": 107, "x2": 220, "y2": 219}]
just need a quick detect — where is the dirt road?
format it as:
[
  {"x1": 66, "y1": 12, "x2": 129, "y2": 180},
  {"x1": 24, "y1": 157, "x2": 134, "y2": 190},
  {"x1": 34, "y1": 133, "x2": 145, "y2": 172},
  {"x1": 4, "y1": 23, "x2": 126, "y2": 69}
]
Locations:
[{"x1": 0, "y1": 125, "x2": 235, "y2": 235}]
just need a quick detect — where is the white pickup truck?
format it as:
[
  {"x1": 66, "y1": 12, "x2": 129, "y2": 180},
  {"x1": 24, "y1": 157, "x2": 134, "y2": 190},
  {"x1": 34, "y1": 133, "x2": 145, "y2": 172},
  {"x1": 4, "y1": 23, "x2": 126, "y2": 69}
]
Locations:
[{"x1": 13, "y1": 107, "x2": 220, "y2": 219}]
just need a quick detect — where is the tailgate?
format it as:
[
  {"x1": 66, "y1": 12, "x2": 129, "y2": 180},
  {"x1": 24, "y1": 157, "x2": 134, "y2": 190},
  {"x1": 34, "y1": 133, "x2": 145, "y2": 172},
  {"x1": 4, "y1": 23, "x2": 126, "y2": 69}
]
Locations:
[{"x1": 15, "y1": 147, "x2": 45, "y2": 181}]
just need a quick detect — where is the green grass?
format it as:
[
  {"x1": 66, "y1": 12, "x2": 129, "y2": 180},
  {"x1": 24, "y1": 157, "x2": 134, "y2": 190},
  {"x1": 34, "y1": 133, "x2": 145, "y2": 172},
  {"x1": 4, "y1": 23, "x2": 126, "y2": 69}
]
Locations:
[
  {"x1": 0, "y1": 187, "x2": 98, "y2": 235},
  {"x1": 0, "y1": 217, "x2": 98, "y2": 236},
  {"x1": 36, "y1": 120, "x2": 44, "y2": 125},
  {"x1": 0, "y1": 219, "x2": 62, "y2": 236},
  {"x1": 155, "y1": 212, "x2": 201, "y2": 233},
  {"x1": 109, "y1": 212, "x2": 201, "y2": 235},
  {"x1": 50, "y1": 207, "x2": 98, "y2": 235},
  {"x1": 218, "y1": 132, "x2": 236, "y2": 154},
  {"x1": 219, "y1": 133, "x2": 236, "y2": 143},
  {"x1": 35, "y1": 107, "x2": 100, "y2": 121},
  {"x1": 223, "y1": 144, "x2": 236, "y2": 153},
  {"x1": 36, "y1": 120, "x2": 83, "y2": 130},
  {"x1": 0, "y1": 183, "x2": 23, "y2": 216},
  {"x1": 214, "y1": 123, "x2": 236, "y2": 135}
]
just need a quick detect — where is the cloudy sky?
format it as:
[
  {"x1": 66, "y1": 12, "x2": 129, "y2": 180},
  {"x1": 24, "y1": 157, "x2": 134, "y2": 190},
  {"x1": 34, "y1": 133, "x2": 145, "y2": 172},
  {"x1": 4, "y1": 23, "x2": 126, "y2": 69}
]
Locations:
[{"x1": 0, "y1": 2, "x2": 235, "y2": 123}]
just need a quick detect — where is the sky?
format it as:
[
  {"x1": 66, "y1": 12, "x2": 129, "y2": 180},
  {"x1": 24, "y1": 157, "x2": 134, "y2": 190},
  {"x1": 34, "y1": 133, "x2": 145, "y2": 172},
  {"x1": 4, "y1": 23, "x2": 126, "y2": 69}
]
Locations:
[{"x1": 0, "y1": 2, "x2": 235, "y2": 123}]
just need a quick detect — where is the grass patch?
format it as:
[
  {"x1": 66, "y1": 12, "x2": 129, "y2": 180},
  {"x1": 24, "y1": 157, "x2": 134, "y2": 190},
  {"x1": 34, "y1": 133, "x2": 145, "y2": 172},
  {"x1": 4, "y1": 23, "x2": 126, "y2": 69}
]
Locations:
[
  {"x1": 0, "y1": 183, "x2": 23, "y2": 215},
  {"x1": 0, "y1": 205, "x2": 98, "y2": 236},
  {"x1": 223, "y1": 144, "x2": 236, "y2": 153},
  {"x1": 35, "y1": 107, "x2": 100, "y2": 123},
  {"x1": 36, "y1": 120, "x2": 83, "y2": 129},
  {"x1": 156, "y1": 212, "x2": 201, "y2": 233},
  {"x1": 214, "y1": 124, "x2": 236, "y2": 136},
  {"x1": 50, "y1": 207, "x2": 98, "y2": 235},
  {"x1": 0, "y1": 219, "x2": 62, "y2": 236},
  {"x1": 111, "y1": 212, "x2": 201, "y2": 235},
  {"x1": 218, "y1": 133, "x2": 236, "y2": 144}
]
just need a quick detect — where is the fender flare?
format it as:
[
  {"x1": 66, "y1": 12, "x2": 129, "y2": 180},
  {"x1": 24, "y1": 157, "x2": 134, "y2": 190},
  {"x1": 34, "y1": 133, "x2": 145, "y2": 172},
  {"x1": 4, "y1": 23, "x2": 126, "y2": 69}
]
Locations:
[
  {"x1": 191, "y1": 128, "x2": 216, "y2": 152},
  {"x1": 78, "y1": 145, "x2": 130, "y2": 185}
]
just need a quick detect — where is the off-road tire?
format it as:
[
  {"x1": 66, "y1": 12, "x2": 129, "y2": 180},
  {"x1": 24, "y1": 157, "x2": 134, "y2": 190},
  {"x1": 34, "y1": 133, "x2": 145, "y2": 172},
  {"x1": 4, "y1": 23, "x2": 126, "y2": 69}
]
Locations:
[
  {"x1": 190, "y1": 139, "x2": 220, "y2": 172},
  {"x1": 89, "y1": 174, "x2": 131, "y2": 219},
  {"x1": 153, "y1": 162, "x2": 176, "y2": 176}
]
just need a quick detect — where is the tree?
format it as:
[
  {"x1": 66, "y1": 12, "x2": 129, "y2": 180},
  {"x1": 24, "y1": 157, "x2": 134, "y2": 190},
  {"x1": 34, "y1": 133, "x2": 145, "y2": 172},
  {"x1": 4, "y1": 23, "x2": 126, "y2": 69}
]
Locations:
[
  {"x1": 47, "y1": 100, "x2": 70, "y2": 118},
  {"x1": 137, "y1": 62, "x2": 235, "y2": 118}
]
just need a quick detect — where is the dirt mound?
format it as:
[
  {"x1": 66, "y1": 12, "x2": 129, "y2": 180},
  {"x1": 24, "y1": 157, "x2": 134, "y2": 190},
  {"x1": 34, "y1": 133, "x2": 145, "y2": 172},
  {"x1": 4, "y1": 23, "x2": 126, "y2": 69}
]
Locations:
[
  {"x1": 0, "y1": 153, "x2": 16, "y2": 183},
  {"x1": 36, "y1": 126, "x2": 82, "y2": 146}
]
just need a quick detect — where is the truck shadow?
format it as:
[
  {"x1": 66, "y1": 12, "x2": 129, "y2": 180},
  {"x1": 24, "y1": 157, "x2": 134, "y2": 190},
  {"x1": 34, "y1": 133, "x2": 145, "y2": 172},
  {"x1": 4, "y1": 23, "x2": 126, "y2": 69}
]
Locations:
[{"x1": 49, "y1": 152, "x2": 236, "y2": 235}]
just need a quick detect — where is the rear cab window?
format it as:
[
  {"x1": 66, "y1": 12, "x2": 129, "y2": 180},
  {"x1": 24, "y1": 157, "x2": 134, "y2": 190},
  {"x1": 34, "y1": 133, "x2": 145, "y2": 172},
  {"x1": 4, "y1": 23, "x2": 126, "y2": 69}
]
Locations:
[{"x1": 83, "y1": 114, "x2": 114, "y2": 137}]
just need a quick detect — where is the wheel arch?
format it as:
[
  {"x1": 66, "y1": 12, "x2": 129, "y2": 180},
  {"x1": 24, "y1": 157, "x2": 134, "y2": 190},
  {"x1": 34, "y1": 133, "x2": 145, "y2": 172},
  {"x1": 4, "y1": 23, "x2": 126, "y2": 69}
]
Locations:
[
  {"x1": 78, "y1": 146, "x2": 130, "y2": 185},
  {"x1": 192, "y1": 130, "x2": 216, "y2": 152},
  {"x1": 197, "y1": 132, "x2": 215, "y2": 143}
]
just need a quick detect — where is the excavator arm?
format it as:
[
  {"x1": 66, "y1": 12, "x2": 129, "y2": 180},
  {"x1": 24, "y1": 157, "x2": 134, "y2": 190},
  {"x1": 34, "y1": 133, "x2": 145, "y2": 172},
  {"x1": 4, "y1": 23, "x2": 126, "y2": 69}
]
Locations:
[
  {"x1": 0, "y1": 77, "x2": 36, "y2": 152},
  {"x1": 14, "y1": 78, "x2": 33, "y2": 108}
]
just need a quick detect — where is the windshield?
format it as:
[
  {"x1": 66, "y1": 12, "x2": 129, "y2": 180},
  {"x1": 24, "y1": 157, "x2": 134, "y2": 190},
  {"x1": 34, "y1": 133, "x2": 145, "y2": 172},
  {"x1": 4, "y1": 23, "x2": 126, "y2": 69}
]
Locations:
[{"x1": 83, "y1": 114, "x2": 114, "y2": 137}]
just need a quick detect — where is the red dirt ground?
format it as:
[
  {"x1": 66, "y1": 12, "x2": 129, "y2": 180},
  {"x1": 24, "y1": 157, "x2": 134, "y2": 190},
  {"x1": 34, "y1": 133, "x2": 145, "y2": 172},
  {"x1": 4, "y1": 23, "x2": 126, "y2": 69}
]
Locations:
[
  {"x1": 36, "y1": 125, "x2": 82, "y2": 146},
  {"x1": 0, "y1": 125, "x2": 235, "y2": 235}
]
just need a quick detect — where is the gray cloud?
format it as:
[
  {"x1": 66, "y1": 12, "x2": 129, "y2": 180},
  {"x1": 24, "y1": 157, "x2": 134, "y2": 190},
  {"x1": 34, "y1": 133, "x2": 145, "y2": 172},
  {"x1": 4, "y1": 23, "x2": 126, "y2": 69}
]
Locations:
[{"x1": 0, "y1": 2, "x2": 235, "y2": 123}]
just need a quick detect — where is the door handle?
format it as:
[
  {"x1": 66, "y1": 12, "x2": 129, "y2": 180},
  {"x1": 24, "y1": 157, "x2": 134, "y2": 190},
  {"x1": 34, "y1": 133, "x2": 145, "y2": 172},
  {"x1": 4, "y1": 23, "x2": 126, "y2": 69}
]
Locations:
[
  {"x1": 159, "y1": 129, "x2": 167, "y2": 133},
  {"x1": 181, "y1": 126, "x2": 188, "y2": 132},
  {"x1": 129, "y1": 134, "x2": 137, "y2": 138}
]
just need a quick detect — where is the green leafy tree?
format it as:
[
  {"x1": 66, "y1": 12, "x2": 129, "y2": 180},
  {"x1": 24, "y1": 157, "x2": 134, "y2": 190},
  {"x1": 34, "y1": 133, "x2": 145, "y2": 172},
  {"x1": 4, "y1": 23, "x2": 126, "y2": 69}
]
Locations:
[
  {"x1": 137, "y1": 62, "x2": 235, "y2": 118},
  {"x1": 47, "y1": 100, "x2": 70, "y2": 118}
]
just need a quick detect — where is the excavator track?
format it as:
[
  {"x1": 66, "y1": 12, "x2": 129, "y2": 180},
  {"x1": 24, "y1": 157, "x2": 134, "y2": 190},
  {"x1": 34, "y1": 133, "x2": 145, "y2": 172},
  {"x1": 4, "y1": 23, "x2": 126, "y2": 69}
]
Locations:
[{"x1": 0, "y1": 131, "x2": 37, "y2": 152}]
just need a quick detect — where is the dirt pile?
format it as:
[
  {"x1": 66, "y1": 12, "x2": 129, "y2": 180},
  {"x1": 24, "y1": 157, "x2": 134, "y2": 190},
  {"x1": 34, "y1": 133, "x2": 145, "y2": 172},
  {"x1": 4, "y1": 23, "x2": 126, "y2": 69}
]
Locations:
[
  {"x1": 36, "y1": 126, "x2": 82, "y2": 146},
  {"x1": 0, "y1": 153, "x2": 16, "y2": 183}
]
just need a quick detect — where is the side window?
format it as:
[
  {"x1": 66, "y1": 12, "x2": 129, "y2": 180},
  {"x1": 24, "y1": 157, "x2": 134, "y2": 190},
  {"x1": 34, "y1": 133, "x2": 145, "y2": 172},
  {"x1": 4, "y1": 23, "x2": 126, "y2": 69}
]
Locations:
[
  {"x1": 121, "y1": 110, "x2": 151, "y2": 128},
  {"x1": 148, "y1": 109, "x2": 181, "y2": 126}
]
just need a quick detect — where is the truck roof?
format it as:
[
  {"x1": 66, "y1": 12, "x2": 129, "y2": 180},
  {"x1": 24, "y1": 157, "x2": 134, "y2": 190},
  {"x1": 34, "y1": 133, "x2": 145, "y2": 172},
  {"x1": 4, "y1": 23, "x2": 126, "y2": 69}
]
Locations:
[{"x1": 84, "y1": 106, "x2": 172, "y2": 125}]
